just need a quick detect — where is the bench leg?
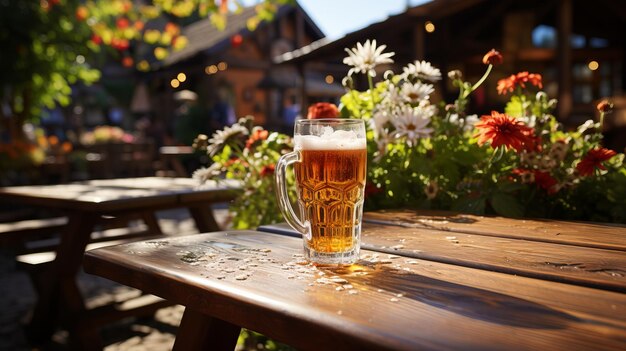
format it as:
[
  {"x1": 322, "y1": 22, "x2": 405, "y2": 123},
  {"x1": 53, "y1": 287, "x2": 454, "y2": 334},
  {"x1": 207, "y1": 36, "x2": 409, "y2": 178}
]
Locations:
[{"x1": 173, "y1": 308, "x2": 240, "y2": 351}]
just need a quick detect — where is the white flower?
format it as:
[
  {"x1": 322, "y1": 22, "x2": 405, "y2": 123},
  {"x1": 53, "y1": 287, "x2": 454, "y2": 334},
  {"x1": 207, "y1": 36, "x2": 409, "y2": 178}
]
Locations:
[
  {"x1": 373, "y1": 127, "x2": 391, "y2": 161},
  {"x1": 402, "y1": 60, "x2": 442, "y2": 82},
  {"x1": 549, "y1": 142, "x2": 569, "y2": 161},
  {"x1": 380, "y1": 83, "x2": 404, "y2": 106},
  {"x1": 343, "y1": 39, "x2": 395, "y2": 78},
  {"x1": 391, "y1": 106, "x2": 434, "y2": 145},
  {"x1": 372, "y1": 109, "x2": 391, "y2": 133},
  {"x1": 192, "y1": 163, "x2": 222, "y2": 183},
  {"x1": 207, "y1": 124, "x2": 249, "y2": 156},
  {"x1": 449, "y1": 114, "x2": 479, "y2": 133},
  {"x1": 424, "y1": 180, "x2": 439, "y2": 200},
  {"x1": 400, "y1": 82, "x2": 434, "y2": 104},
  {"x1": 464, "y1": 114, "x2": 479, "y2": 127}
]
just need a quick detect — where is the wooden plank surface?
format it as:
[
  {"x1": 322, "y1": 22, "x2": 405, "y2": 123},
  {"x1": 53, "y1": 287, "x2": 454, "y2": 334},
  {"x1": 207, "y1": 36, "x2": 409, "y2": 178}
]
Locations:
[
  {"x1": 361, "y1": 223, "x2": 626, "y2": 293},
  {"x1": 0, "y1": 177, "x2": 239, "y2": 212},
  {"x1": 258, "y1": 222, "x2": 626, "y2": 292},
  {"x1": 364, "y1": 209, "x2": 626, "y2": 251},
  {"x1": 84, "y1": 231, "x2": 626, "y2": 351}
]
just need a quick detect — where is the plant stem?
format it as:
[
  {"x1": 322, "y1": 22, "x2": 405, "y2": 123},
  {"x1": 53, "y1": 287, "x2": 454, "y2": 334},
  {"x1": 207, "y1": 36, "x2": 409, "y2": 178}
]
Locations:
[
  {"x1": 367, "y1": 74, "x2": 377, "y2": 113},
  {"x1": 466, "y1": 64, "x2": 493, "y2": 98}
]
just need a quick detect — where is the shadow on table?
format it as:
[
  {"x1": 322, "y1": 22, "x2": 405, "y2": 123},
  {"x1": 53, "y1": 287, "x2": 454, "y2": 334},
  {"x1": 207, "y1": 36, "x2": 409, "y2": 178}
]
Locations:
[{"x1": 324, "y1": 263, "x2": 579, "y2": 329}]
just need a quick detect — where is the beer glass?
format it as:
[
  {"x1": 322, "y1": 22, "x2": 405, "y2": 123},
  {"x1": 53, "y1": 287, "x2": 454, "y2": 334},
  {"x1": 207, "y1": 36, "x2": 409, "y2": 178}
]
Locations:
[{"x1": 275, "y1": 119, "x2": 367, "y2": 265}]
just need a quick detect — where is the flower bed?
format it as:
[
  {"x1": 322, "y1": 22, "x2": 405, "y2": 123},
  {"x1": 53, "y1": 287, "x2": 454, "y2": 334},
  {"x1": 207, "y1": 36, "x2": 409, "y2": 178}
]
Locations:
[{"x1": 193, "y1": 41, "x2": 626, "y2": 227}]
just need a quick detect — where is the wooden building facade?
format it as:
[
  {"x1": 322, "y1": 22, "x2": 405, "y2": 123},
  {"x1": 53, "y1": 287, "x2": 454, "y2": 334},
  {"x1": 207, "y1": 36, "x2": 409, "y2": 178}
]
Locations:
[
  {"x1": 142, "y1": 3, "x2": 332, "y2": 135},
  {"x1": 276, "y1": 0, "x2": 626, "y2": 132}
]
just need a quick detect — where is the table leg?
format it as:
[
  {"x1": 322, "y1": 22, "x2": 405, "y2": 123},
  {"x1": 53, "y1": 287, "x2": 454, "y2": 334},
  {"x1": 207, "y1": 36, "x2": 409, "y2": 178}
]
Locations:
[
  {"x1": 25, "y1": 212, "x2": 100, "y2": 348},
  {"x1": 141, "y1": 210, "x2": 164, "y2": 235},
  {"x1": 188, "y1": 205, "x2": 220, "y2": 232},
  {"x1": 173, "y1": 308, "x2": 241, "y2": 351}
]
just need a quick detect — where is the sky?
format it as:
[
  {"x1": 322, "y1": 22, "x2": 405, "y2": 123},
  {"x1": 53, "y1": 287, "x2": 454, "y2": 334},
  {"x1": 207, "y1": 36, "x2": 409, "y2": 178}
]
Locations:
[
  {"x1": 297, "y1": 0, "x2": 430, "y2": 39},
  {"x1": 240, "y1": 0, "x2": 431, "y2": 40}
]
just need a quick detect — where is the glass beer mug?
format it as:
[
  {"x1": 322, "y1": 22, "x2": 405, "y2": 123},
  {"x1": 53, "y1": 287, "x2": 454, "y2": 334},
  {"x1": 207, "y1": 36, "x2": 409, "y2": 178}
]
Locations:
[{"x1": 275, "y1": 119, "x2": 367, "y2": 265}]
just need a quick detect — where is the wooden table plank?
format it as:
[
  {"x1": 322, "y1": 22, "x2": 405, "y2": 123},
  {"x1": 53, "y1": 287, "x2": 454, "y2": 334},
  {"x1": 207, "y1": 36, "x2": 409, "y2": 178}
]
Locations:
[
  {"x1": 364, "y1": 209, "x2": 626, "y2": 251},
  {"x1": 84, "y1": 231, "x2": 626, "y2": 351},
  {"x1": 0, "y1": 177, "x2": 240, "y2": 212},
  {"x1": 258, "y1": 222, "x2": 626, "y2": 292},
  {"x1": 362, "y1": 223, "x2": 626, "y2": 293}
]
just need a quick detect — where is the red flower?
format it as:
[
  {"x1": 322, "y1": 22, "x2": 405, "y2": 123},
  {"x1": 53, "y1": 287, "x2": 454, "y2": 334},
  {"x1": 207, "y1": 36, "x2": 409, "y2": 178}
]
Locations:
[
  {"x1": 482, "y1": 49, "x2": 503, "y2": 65},
  {"x1": 116, "y1": 18, "x2": 130, "y2": 29},
  {"x1": 576, "y1": 148, "x2": 617, "y2": 176},
  {"x1": 474, "y1": 111, "x2": 536, "y2": 152},
  {"x1": 134, "y1": 20, "x2": 145, "y2": 31},
  {"x1": 231, "y1": 34, "x2": 243, "y2": 47},
  {"x1": 365, "y1": 182, "x2": 383, "y2": 198},
  {"x1": 597, "y1": 100, "x2": 613, "y2": 113},
  {"x1": 512, "y1": 169, "x2": 558, "y2": 194},
  {"x1": 91, "y1": 34, "x2": 102, "y2": 46},
  {"x1": 533, "y1": 170, "x2": 558, "y2": 194},
  {"x1": 165, "y1": 22, "x2": 180, "y2": 36},
  {"x1": 245, "y1": 129, "x2": 269, "y2": 149},
  {"x1": 111, "y1": 38, "x2": 130, "y2": 51},
  {"x1": 307, "y1": 102, "x2": 339, "y2": 119},
  {"x1": 497, "y1": 72, "x2": 543, "y2": 95},
  {"x1": 260, "y1": 164, "x2": 275, "y2": 177},
  {"x1": 75, "y1": 6, "x2": 89, "y2": 21},
  {"x1": 122, "y1": 56, "x2": 134, "y2": 68}
]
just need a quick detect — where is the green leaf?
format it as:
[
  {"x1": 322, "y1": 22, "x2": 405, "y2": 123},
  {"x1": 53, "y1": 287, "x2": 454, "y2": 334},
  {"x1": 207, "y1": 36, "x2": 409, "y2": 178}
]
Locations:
[
  {"x1": 490, "y1": 192, "x2": 524, "y2": 218},
  {"x1": 504, "y1": 95, "x2": 523, "y2": 117}
]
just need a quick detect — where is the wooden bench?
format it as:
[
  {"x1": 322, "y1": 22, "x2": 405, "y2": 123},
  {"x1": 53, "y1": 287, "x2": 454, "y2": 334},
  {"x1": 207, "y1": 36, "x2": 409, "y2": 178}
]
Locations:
[
  {"x1": 0, "y1": 212, "x2": 160, "y2": 255},
  {"x1": 0, "y1": 217, "x2": 69, "y2": 253}
]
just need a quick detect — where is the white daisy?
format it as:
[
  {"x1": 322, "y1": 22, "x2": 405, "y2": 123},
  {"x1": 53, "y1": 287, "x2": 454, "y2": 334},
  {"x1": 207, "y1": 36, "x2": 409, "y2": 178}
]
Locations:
[
  {"x1": 463, "y1": 114, "x2": 479, "y2": 133},
  {"x1": 371, "y1": 108, "x2": 392, "y2": 140},
  {"x1": 207, "y1": 124, "x2": 249, "y2": 156},
  {"x1": 400, "y1": 81, "x2": 434, "y2": 104},
  {"x1": 192, "y1": 163, "x2": 222, "y2": 183},
  {"x1": 380, "y1": 82, "x2": 404, "y2": 106},
  {"x1": 343, "y1": 39, "x2": 395, "y2": 78},
  {"x1": 374, "y1": 127, "x2": 391, "y2": 161},
  {"x1": 402, "y1": 60, "x2": 442, "y2": 82},
  {"x1": 391, "y1": 106, "x2": 434, "y2": 145}
]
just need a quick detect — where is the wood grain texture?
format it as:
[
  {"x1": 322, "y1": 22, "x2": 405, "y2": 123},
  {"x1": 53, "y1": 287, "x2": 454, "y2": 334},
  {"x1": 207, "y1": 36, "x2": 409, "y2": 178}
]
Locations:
[
  {"x1": 84, "y1": 231, "x2": 626, "y2": 351},
  {"x1": 259, "y1": 221, "x2": 626, "y2": 292},
  {"x1": 364, "y1": 209, "x2": 626, "y2": 251},
  {"x1": 0, "y1": 177, "x2": 240, "y2": 212},
  {"x1": 361, "y1": 223, "x2": 626, "y2": 292}
]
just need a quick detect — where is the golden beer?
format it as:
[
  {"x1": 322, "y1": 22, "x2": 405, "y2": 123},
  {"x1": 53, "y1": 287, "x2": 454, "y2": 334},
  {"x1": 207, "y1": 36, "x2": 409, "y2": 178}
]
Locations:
[
  {"x1": 275, "y1": 119, "x2": 366, "y2": 264},
  {"x1": 295, "y1": 148, "x2": 367, "y2": 253}
]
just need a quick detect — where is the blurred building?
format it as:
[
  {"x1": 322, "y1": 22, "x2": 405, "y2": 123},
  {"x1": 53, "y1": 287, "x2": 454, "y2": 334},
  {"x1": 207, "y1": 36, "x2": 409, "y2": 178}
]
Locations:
[
  {"x1": 275, "y1": 0, "x2": 626, "y2": 134},
  {"x1": 145, "y1": 2, "x2": 343, "y2": 134}
]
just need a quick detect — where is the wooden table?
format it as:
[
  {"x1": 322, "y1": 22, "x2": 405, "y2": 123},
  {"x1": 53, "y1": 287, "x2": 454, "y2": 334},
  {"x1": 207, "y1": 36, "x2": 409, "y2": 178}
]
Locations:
[
  {"x1": 0, "y1": 177, "x2": 240, "y2": 350},
  {"x1": 158, "y1": 146, "x2": 195, "y2": 177},
  {"x1": 84, "y1": 210, "x2": 626, "y2": 350}
]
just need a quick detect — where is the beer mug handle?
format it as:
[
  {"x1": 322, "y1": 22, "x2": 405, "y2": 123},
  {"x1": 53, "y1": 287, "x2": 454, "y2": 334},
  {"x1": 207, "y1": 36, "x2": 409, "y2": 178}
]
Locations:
[{"x1": 275, "y1": 151, "x2": 310, "y2": 239}]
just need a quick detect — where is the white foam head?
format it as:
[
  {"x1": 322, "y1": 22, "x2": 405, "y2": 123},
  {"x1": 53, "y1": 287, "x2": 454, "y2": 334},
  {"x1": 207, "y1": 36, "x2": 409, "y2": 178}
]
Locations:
[{"x1": 295, "y1": 127, "x2": 366, "y2": 150}]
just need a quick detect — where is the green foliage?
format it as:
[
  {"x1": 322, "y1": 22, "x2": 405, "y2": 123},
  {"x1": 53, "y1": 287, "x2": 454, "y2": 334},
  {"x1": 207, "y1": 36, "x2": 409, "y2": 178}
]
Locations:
[
  {"x1": 338, "y1": 44, "x2": 625, "y2": 223},
  {"x1": 0, "y1": 0, "x2": 100, "y2": 125},
  {"x1": 0, "y1": 0, "x2": 292, "y2": 137},
  {"x1": 193, "y1": 42, "x2": 626, "y2": 225},
  {"x1": 192, "y1": 117, "x2": 294, "y2": 229}
]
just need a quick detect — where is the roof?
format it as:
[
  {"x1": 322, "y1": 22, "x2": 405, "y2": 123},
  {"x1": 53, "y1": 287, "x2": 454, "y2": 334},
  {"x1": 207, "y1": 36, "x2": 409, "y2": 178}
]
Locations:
[
  {"x1": 273, "y1": 0, "x2": 487, "y2": 64},
  {"x1": 163, "y1": 6, "x2": 258, "y2": 66},
  {"x1": 164, "y1": 2, "x2": 325, "y2": 67}
]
